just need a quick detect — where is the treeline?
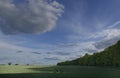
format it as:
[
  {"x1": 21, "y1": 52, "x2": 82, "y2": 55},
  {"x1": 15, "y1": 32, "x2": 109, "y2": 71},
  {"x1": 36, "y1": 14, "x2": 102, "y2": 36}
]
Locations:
[
  {"x1": 57, "y1": 40, "x2": 120, "y2": 67},
  {"x1": 0, "y1": 62, "x2": 30, "y2": 66}
]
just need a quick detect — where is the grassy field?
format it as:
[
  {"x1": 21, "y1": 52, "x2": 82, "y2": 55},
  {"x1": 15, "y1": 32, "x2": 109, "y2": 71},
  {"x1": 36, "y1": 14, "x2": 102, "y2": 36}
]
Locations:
[{"x1": 0, "y1": 65, "x2": 120, "y2": 78}]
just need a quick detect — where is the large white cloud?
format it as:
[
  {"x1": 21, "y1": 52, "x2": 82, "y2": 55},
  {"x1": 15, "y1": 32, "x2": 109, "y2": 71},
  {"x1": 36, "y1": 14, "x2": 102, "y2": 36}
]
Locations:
[{"x1": 0, "y1": 0, "x2": 64, "y2": 34}]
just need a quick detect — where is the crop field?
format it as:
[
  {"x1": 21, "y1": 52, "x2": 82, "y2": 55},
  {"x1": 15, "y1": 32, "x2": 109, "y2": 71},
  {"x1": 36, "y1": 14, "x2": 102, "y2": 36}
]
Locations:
[{"x1": 0, "y1": 65, "x2": 120, "y2": 78}]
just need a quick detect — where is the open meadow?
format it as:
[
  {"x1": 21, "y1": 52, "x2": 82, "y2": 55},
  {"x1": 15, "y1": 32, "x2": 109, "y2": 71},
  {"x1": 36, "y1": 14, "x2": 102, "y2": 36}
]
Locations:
[{"x1": 0, "y1": 65, "x2": 120, "y2": 78}]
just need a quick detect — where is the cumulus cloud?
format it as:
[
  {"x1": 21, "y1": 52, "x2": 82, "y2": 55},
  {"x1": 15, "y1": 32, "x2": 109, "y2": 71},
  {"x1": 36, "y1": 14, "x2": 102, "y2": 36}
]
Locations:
[
  {"x1": 91, "y1": 27, "x2": 120, "y2": 50},
  {"x1": 94, "y1": 37, "x2": 120, "y2": 49},
  {"x1": 0, "y1": 0, "x2": 64, "y2": 34}
]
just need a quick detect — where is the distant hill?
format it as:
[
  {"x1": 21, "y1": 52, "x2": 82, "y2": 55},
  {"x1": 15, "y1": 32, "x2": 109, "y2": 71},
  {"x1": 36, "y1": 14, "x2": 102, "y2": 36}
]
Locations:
[{"x1": 57, "y1": 40, "x2": 120, "y2": 67}]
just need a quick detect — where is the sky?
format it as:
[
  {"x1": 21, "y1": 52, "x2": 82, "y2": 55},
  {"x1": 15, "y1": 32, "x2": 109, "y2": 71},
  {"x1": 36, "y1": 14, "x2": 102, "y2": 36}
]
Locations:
[{"x1": 0, "y1": 0, "x2": 120, "y2": 65}]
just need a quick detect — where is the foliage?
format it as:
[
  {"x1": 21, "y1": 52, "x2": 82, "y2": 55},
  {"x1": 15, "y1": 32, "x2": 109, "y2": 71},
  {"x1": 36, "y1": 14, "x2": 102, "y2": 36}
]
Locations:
[
  {"x1": 15, "y1": 64, "x2": 19, "y2": 65},
  {"x1": 27, "y1": 64, "x2": 29, "y2": 66},
  {"x1": 57, "y1": 40, "x2": 120, "y2": 67},
  {"x1": 8, "y1": 62, "x2": 12, "y2": 65}
]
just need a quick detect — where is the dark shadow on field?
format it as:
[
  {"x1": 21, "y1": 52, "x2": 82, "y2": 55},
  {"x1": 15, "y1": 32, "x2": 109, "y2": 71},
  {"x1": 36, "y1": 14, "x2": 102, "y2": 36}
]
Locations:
[
  {"x1": 0, "y1": 66, "x2": 120, "y2": 78},
  {"x1": 29, "y1": 66, "x2": 64, "y2": 73},
  {"x1": 0, "y1": 72, "x2": 120, "y2": 78},
  {"x1": 29, "y1": 66, "x2": 120, "y2": 73}
]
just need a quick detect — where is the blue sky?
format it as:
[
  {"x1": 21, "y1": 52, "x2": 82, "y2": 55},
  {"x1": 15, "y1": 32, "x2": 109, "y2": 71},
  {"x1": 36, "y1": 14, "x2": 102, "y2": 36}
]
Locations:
[{"x1": 0, "y1": 0, "x2": 120, "y2": 65}]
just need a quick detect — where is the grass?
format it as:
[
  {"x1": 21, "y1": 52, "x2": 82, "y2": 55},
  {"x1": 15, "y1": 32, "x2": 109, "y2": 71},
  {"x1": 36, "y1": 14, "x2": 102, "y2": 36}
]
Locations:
[{"x1": 0, "y1": 65, "x2": 120, "y2": 78}]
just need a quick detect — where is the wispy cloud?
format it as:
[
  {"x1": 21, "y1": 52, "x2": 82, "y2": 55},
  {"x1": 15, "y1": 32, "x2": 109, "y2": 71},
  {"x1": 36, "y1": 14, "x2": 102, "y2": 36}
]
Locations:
[
  {"x1": 64, "y1": 20, "x2": 120, "y2": 56},
  {"x1": 108, "y1": 21, "x2": 120, "y2": 28}
]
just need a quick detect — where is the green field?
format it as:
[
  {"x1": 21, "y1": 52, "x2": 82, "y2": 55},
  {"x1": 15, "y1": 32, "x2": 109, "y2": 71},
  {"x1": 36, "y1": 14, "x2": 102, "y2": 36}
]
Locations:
[{"x1": 0, "y1": 65, "x2": 120, "y2": 78}]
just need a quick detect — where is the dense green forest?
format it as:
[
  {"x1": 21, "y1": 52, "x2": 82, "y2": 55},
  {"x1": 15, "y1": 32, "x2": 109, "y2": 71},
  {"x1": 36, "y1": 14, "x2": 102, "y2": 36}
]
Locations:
[{"x1": 57, "y1": 40, "x2": 120, "y2": 67}]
